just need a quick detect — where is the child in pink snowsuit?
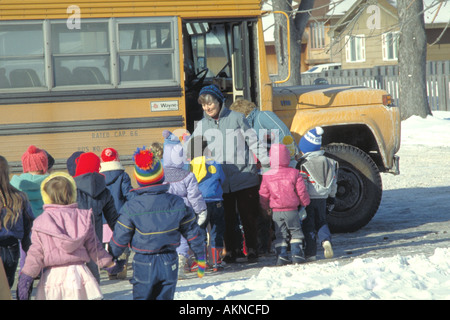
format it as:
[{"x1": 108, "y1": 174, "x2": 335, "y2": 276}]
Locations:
[{"x1": 259, "y1": 144, "x2": 310, "y2": 265}]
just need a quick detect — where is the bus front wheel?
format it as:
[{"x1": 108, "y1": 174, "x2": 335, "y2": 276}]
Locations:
[{"x1": 324, "y1": 143, "x2": 382, "y2": 233}]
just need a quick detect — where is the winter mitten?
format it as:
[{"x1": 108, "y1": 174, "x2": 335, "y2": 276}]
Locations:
[
  {"x1": 326, "y1": 197, "x2": 335, "y2": 213},
  {"x1": 104, "y1": 259, "x2": 126, "y2": 275},
  {"x1": 17, "y1": 273, "x2": 34, "y2": 300},
  {"x1": 196, "y1": 255, "x2": 206, "y2": 278},
  {"x1": 197, "y1": 210, "x2": 207, "y2": 227}
]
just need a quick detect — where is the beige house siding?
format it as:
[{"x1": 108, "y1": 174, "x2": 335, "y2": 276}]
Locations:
[
  {"x1": 338, "y1": 0, "x2": 399, "y2": 69},
  {"x1": 331, "y1": 0, "x2": 449, "y2": 69}
]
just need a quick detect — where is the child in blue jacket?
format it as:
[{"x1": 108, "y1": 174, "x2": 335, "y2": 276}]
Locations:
[
  {"x1": 187, "y1": 135, "x2": 226, "y2": 271},
  {"x1": 100, "y1": 147, "x2": 134, "y2": 279},
  {"x1": 109, "y1": 147, "x2": 205, "y2": 300}
]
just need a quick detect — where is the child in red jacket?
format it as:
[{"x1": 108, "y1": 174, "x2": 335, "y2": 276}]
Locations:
[{"x1": 259, "y1": 144, "x2": 310, "y2": 266}]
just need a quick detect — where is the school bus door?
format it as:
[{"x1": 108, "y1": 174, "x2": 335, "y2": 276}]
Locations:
[{"x1": 182, "y1": 20, "x2": 255, "y2": 132}]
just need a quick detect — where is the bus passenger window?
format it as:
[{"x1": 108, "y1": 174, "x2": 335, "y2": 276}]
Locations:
[
  {"x1": 0, "y1": 24, "x2": 45, "y2": 89},
  {"x1": 118, "y1": 21, "x2": 175, "y2": 84},
  {"x1": 51, "y1": 22, "x2": 110, "y2": 87}
]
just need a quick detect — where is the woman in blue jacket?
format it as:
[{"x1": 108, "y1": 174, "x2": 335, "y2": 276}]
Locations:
[{"x1": 190, "y1": 85, "x2": 270, "y2": 263}]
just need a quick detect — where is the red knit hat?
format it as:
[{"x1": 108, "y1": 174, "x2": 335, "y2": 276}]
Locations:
[
  {"x1": 74, "y1": 152, "x2": 101, "y2": 177},
  {"x1": 101, "y1": 147, "x2": 119, "y2": 162},
  {"x1": 21, "y1": 145, "x2": 48, "y2": 173}
]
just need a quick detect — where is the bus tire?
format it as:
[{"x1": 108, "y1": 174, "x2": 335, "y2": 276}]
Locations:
[{"x1": 323, "y1": 143, "x2": 382, "y2": 233}]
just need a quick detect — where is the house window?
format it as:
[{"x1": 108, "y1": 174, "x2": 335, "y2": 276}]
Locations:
[
  {"x1": 382, "y1": 32, "x2": 399, "y2": 61},
  {"x1": 310, "y1": 22, "x2": 325, "y2": 49},
  {"x1": 345, "y1": 35, "x2": 365, "y2": 63}
]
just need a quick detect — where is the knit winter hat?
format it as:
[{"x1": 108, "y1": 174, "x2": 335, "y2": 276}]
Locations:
[
  {"x1": 162, "y1": 130, "x2": 185, "y2": 168},
  {"x1": 199, "y1": 85, "x2": 225, "y2": 104},
  {"x1": 44, "y1": 150, "x2": 55, "y2": 171},
  {"x1": 21, "y1": 145, "x2": 48, "y2": 173},
  {"x1": 101, "y1": 147, "x2": 119, "y2": 162},
  {"x1": 133, "y1": 146, "x2": 164, "y2": 186},
  {"x1": 74, "y1": 152, "x2": 101, "y2": 177},
  {"x1": 298, "y1": 127, "x2": 324, "y2": 154},
  {"x1": 66, "y1": 151, "x2": 84, "y2": 176},
  {"x1": 100, "y1": 147, "x2": 124, "y2": 172}
]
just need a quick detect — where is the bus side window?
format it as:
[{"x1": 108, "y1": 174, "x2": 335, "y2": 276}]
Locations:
[{"x1": 9, "y1": 69, "x2": 42, "y2": 88}]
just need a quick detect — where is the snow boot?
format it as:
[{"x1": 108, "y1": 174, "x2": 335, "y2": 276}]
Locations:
[
  {"x1": 322, "y1": 240, "x2": 334, "y2": 259},
  {"x1": 246, "y1": 248, "x2": 258, "y2": 263},
  {"x1": 211, "y1": 248, "x2": 224, "y2": 272},
  {"x1": 275, "y1": 245, "x2": 290, "y2": 266},
  {"x1": 223, "y1": 250, "x2": 237, "y2": 263},
  {"x1": 290, "y1": 239, "x2": 306, "y2": 264}
]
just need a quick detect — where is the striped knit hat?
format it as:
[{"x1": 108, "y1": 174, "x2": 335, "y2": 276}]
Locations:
[
  {"x1": 199, "y1": 85, "x2": 225, "y2": 104},
  {"x1": 299, "y1": 127, "x2": 324, "y2": 154},
  {"x1": 133, "y1": 146, "x2": 164, "y2": 187}
]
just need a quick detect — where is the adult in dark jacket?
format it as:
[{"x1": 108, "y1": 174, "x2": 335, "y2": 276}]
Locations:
[
  {"x1": 109, "y1": 147, "x2": 205, "y2": 300},
  {"x1": 73, "y1": 152, "x2": 119, "y2": 282}
]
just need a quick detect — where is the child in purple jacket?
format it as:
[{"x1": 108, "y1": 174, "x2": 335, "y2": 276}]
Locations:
[
  {"x1": 161, "y1": 130, "x2": 207, "y2": 278},
  {"x1": 259, "y1": 144, "x2": 310, "y2": 266}
]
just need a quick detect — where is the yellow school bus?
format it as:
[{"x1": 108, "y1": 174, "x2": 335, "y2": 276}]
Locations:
[{"x1": 0, "y1": 0, "x2": 400, "y2": 232}]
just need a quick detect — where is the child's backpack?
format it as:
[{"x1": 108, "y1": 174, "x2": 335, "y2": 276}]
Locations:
[{"x1": 298, "y1": 155, "x2": 338, "y2": 197}]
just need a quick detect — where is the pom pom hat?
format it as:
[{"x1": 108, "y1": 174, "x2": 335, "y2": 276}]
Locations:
[
  {"x1": 299, "y1": 127, "x2": 324, "y2": 154},
  {"x1": 101, "y1": 147, "x2": 119, "y2": 162},
  {"x1": 100, "y1": 147, "x2": 124, "y2": 172},
  {"x1": 133, "y1": 146, "x2": 164, "y2": 186},
  {"x1": 21, "y1": 145, "x2": 48, "y2": 173}
]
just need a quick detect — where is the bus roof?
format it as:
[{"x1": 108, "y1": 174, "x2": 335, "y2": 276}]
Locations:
[{"x1": 0, "y1": 0, "x2": 263, "y2": 20}]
